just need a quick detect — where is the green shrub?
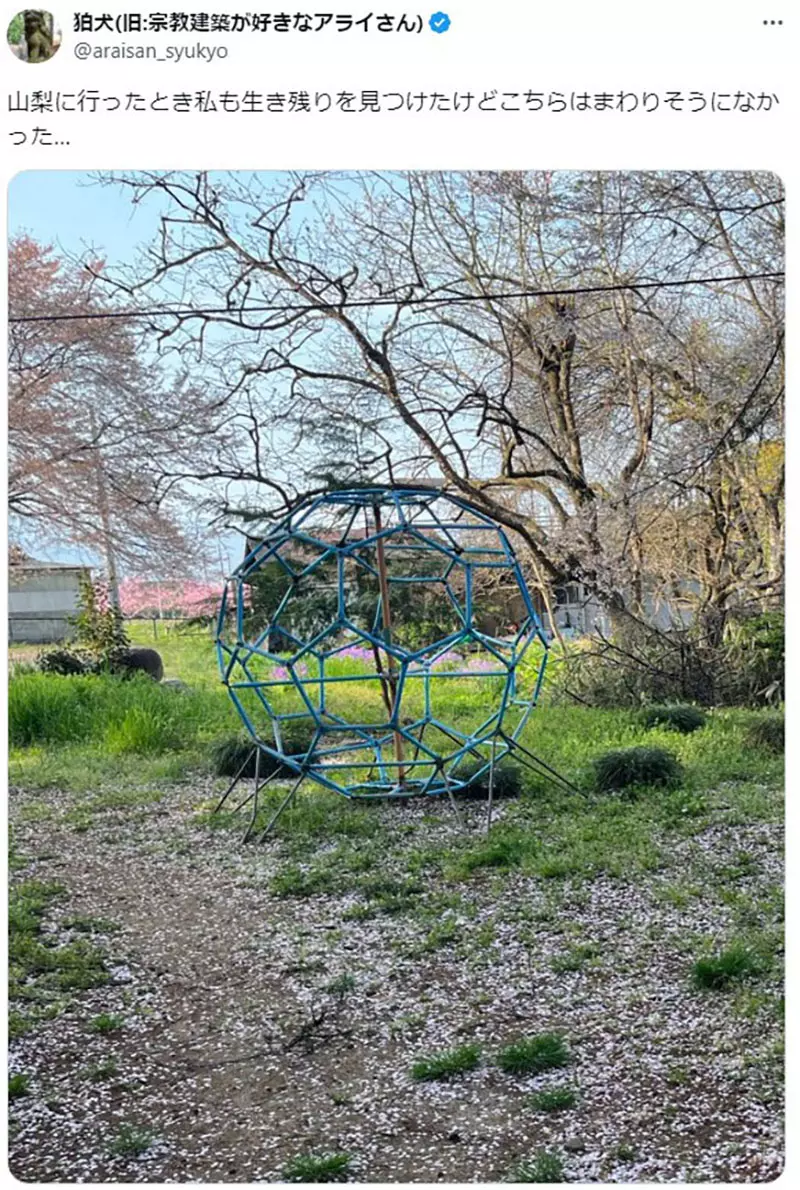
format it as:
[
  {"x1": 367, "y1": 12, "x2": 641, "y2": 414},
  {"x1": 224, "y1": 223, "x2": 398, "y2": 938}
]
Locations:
[
  {"x1": 593, "y1": 746, "x2": 683, "y2": 793},
  {"x1": 71, "y1": 574, "x2": 129, "y2": 667},
  {"x1": 37, "y1": 648, "x2": 90, "y2": 676},
  {"x1": 641, "y1": 705, "x2": 707, "y2": 734},
  {"x1": 496, "y1": 1033, "x2": 569, "y2": 1076},
  {"x1": 452, "y1": 755, "x2": 525, "y2": 800},
  {"x1": 211, "y1": 721, "x2": 317, "y2": 779},
  {"x1": 411, "y1": 1042, "x2": 482, "y2": 1081},
  {"x1": 745, "y1": 715, "x2": 784, "y2": 754},
  {"x1": 211, "y1": 735, "x2": 258, "y2": 777}
]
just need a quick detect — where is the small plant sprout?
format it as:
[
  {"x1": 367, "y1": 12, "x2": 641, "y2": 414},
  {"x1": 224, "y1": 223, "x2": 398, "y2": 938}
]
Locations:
[
  {"x1": 83, "y1": 1057, "x2": 120, "y2": 1082},
  {"x1": 411, "y1": 1042, "x2": 482, "y2": 1082},
  {"x1": 324, "y1": 972, "x2": 356, "y2": 1000},
  {"x1": 497, "y1": 1033, "x2": 570, "y2": 1076}
]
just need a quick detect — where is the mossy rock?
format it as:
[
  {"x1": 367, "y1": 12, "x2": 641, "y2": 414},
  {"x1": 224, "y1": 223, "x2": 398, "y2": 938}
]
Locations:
[{"x1": 113, "y1": 647, "x2": 164, "y2": 682}]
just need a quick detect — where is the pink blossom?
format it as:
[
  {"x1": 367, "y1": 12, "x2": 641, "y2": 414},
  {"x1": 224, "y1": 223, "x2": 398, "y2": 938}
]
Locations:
[{"x1": 119, "y1": 577, "x2": 230, "y2": 619}]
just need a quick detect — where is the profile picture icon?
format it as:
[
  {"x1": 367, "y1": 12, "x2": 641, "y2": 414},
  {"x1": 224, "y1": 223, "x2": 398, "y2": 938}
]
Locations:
[{"x1": 7, "y1": 10, "x2": 62, "y2": 62}]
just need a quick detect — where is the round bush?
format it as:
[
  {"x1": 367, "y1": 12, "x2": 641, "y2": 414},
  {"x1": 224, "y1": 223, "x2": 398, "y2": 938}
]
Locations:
[
  {"x1": 641, "y1": 704, "x2": 707, "y2": 734},
  {"x1": 211, "y1": 736, "x2": 259, "y2": 779},
  {"x1": 593, "y1": 746, "x2": 683, "y2": 794},
  {"x1": 451, "y1": 755, "x2": 525, "y2": 800},
  {"x1": 744, "y1": 715, "x2": 784, "y2": 754},
  {"x1": 211, "y1": 722, "x2": 317, "y2": 780}
]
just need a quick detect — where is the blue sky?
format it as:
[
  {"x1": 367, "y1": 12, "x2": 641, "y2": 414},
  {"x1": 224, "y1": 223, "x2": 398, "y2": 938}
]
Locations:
[{"x1": 9, "y1": 171, "x2": 162, "y2": 263}]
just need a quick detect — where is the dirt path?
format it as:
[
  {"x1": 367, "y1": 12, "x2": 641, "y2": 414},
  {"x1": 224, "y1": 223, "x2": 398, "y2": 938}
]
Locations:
[{"x1": 8, "y1": 780, "x2": 784, "y2": 1182}]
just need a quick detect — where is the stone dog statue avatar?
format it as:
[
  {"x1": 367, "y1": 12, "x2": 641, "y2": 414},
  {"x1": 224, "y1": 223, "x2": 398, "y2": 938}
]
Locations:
[{"x1": 24, "y1": 10, "x2": 55, "y2": 62}]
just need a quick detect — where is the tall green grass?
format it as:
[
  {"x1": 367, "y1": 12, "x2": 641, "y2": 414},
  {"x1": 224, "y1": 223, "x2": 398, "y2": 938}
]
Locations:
[
  {"x1": 9, "y1": 628, "x2": 783, "y2": 803},
  {"x1": 9, "y1": 672, "x2": 236, "y2": 753}
]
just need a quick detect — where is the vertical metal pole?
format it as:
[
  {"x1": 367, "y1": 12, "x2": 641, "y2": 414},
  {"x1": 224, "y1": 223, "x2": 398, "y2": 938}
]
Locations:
[
  {"x1": 373, "y1": 503, "x2": 406, "y2": 785},
  {"x1": 486, "y1": 736, "x2": 497, "y2": 834}
]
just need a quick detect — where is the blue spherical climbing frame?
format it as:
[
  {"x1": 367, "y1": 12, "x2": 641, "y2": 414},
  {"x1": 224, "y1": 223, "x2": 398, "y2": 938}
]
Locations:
[{"x1": 216, "y1": 486, "x2": 550, "y2": 802}]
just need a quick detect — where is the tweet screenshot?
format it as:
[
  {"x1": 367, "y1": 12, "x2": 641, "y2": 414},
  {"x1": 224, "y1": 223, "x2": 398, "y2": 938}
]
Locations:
[{"x1": 2, "y1": 1, "x2": 794, "y2": 1184}]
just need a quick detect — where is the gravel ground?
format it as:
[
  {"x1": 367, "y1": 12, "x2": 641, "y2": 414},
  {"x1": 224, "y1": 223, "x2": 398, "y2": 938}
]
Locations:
[{"x1": 8, "y1": 778, "x2": 784, "y2": 1183}]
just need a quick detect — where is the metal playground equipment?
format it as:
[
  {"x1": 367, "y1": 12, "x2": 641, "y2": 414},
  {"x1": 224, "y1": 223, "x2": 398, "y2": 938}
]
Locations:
[{"x1": 214, "y1": 485, "x2": 573, "y2": 839}]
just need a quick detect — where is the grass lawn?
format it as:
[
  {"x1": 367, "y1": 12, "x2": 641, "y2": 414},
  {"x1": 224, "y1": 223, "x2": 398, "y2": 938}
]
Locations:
[{"x1": 7, "y1": 626, "x2": 784, "y2": 1181}]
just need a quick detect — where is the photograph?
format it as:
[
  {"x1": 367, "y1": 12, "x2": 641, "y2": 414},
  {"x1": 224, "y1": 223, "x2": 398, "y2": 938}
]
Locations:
[
  {"x1": 7, "y1": 169, "x2": 785, "y2": 1182},
  {"x1": 6, "y1": 10, "x2": 62, "y2": 63}
]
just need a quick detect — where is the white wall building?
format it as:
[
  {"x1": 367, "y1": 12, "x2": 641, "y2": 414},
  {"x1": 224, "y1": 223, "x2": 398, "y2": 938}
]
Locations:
[{"x1": 8, "y1": 554, "x2": 91, "y2": 644}]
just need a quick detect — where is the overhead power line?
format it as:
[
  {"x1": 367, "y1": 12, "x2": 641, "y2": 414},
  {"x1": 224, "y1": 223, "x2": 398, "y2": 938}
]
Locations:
[{"x1": 9, "y1": 270, "x2": 785, "y2": 326}]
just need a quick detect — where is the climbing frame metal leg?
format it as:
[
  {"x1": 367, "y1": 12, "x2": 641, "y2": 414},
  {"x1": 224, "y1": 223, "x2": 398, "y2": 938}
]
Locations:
[
  {"x1": 440, "y1": 765, "x2": 466, "y2": 833},
  {"x1": 213, "y1": 746, "x2": 258, "y2": 814},
  {"x1": 253, "y1": 774, "x2": 305, "y2": 843},
  {"x1": 503, "y1": 733, "x2": 583, "y2": 796}
]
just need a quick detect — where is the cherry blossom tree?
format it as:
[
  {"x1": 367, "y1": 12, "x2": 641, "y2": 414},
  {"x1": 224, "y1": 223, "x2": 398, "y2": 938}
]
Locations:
[{"x1": 8, "y1": 235, "x2": 214, "y2": 598}]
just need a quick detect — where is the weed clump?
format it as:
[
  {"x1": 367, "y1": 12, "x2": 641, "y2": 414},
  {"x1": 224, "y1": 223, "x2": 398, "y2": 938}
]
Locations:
[
  {"x1": 8, "y1": 1072, "x2": 31, "y2": 1099},
  {"x1": 108, "y1": 1124, "x2": 155, "y2": 1158},
  {"x1": 641, "y1": 705, "x2": 707, "y2": 734},
  {"x1": 527, "y1": 1086, "x2": 577, "y2": 1112},
  {"x1": 496, "y1": 1032, "x2": 569, "y2": 1075},
  {"x1": 282, "y1": 1151, "x2": 353, "y2": 1182},
  {"x1": 89, "y1": 1012, "x2": 124, "y2": 1034},
  {"x1": 210, "y1": 736, "x2": 259, "y2": 778},
  {"x1": 105, "y1": 706, "x2": 182, "y2": 754},
  {"x1": 691, "y1": 944, "x2": 768, "y2": 990},
  {"x1": 593, "y1": 746, "x2": 683, "y2": 794},
  {"x1": 456, "y1": 829, "x2": 528, "y2": 874},
  {"x1": 411, "y1": 1042, "x2": 482, "y2": 1081},
  {"x1": 506, "y1": 1150, "x2": 565, "y2": 1182}
]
